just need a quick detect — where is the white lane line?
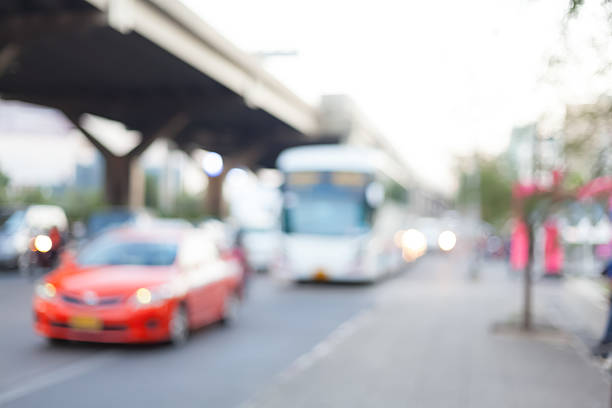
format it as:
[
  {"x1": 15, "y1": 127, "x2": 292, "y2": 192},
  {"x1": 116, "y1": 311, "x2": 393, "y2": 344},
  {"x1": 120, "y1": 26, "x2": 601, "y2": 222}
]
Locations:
[
  {"x1": 277, "y1": 309, "x2": 373, "y2": 383},
  {"x1": 0, "y1": 351, "x2": 117, "y2": 406},
  {"x1": 239, "y1": 309, "x2": 374, "y2": 408}
]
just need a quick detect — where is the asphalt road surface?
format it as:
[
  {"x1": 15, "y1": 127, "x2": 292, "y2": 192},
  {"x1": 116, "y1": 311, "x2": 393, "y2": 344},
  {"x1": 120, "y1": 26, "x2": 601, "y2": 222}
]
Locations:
[
  {"x1": 0, "y1": 250, "x2": 607, "y2": 408},
  {"x1": 0, "y1": 260, "x2": 385, "y2": 408}
]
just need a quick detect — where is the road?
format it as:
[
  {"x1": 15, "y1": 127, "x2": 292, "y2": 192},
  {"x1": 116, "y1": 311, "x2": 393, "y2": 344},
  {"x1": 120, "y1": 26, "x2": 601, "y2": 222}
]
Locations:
[
  {"x1": 0, "y1": 259, "x2": 380, "y2": 408},
  {"x1": 0, "y1": 250, "x2": 608, "y2": 407}
]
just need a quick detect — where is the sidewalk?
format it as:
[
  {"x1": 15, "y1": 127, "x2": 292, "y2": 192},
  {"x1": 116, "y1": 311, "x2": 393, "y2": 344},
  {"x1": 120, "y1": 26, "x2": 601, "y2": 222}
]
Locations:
[
  {"x1": 247, "y1": 257, "x2": 610, "y2": 408},
  {"x1": 558, "y1": 276, "x2": 608, "y2": 334}
]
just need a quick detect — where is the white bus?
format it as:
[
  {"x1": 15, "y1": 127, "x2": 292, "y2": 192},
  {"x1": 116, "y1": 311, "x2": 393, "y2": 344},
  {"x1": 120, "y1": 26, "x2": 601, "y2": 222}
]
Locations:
[{"x1": 274, "y1": 144, "x2": 408, "y2": 282}]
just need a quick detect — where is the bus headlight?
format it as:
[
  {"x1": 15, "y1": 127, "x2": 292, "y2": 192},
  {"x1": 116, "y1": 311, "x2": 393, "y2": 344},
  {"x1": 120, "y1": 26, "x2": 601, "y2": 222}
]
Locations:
[{"x1": 438, "y1": 230, "x2": 457, "y2": 252}]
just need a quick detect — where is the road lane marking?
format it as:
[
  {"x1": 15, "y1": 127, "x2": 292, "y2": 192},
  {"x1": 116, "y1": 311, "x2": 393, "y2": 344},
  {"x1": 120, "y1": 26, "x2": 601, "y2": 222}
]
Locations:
[
  {"x1": 0, "y1": 351, "x2": 117, "y2": 406},
  {"x1": 239, "y1": 308, "x2": 374, "y2": 408}
]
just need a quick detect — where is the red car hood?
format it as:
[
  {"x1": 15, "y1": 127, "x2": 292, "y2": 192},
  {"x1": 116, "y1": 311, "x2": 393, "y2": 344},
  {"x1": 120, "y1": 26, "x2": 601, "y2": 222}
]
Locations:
[{"x1": 49, "y1": 265, "x2": 178, "y2": 297}]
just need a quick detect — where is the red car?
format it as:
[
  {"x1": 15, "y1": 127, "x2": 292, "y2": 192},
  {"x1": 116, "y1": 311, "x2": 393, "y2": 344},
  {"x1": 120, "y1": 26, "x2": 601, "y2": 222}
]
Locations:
[{"x1": 33, "y1": 226, "x2": 243, "y2": 344}]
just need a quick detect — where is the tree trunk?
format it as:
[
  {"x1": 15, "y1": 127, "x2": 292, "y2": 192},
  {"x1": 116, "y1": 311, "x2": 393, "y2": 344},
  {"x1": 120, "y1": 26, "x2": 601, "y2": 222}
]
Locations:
[{"x1": 523, "y1": 222, "x2": 534, "y2": 331}]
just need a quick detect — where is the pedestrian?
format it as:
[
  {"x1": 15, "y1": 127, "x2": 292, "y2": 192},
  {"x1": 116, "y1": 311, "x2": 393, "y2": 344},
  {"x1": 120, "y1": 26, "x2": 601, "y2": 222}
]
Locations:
[{"x1": 593, "y1": 258, "x2": 612, "y2": 357}]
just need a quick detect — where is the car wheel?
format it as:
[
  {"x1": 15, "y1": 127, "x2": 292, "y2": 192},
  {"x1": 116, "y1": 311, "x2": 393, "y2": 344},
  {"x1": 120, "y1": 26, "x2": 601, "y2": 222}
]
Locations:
[
  {"x1": 221, "y1": 292, "x2": 240, "y2": 325},
  {"x1": 169, "y1": 305, "x2": 189, "y2": 346}
]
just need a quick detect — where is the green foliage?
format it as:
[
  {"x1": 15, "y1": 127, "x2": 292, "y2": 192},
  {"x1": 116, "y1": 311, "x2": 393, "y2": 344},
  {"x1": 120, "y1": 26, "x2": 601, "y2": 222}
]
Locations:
[
  {"x1": 145, "y1": 173, "x2": 159, "y2": 209},
  {"x1": 479, "y1": 159, "x2": 513, "y2": 230},
  {"x1": 384, "y1": 179, "x2": 407, "y2": 203},
  {"x1": 10, "y1": 187, "x2": 52, "y2": 206},
  {"x1": 0, "y1": 169, "x2": 9, "y2": 203},
  {"x1": 559, "y1": 96, "x2": 612, "y2": 183},
  {"x1": 143, "y1": 172, "x2": 205, "y2": 222},
  {"x1": 569, "y1": 0, "x2": 611, "y2": 16},
  {"x1": 158, "y1": 192, "x2": 206, "y2": 222},
  {"x1": 0, "y1": 178, "x2": 106, "y2": 223},
  {"x1": 568, "y1": 0, "x2": 585, "y2": 16},
  {"x1": 456, "y1": 155, "x2": 513, "y2": 230},
  {"x1": 56, "y1": 190, "x2": 106, "y2": 222}
]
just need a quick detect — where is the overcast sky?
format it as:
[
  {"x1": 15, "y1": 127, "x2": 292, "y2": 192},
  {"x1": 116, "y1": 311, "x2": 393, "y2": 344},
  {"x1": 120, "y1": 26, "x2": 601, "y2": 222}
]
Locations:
[{"x1": 181, "y1": 0, "x2": 612, "y2": 193}]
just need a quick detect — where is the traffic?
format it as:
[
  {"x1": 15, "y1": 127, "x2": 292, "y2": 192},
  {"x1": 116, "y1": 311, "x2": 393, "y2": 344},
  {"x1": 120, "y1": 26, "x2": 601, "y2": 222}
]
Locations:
[
  {"x1": 0, "y1": 145, "x2": 462, "y2": 349},
  {"x1": 0, "y1": 0, "x2": 609, "y2": 405}
]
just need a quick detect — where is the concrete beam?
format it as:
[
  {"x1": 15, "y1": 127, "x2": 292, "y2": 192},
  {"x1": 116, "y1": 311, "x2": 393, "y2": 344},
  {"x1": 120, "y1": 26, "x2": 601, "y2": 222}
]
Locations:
[
  {"x1": 84, "y1": 0, "x2": 318, "y2": 136},
  {"x1": 127, "y1": 112, "x2": 189, "y2": 158},
  {"x1": 0, "y1": 44, "x2": 20, "y2": 79},
  {"x1": 0, "y1": 10, "x2": 106, "y2": 44}
]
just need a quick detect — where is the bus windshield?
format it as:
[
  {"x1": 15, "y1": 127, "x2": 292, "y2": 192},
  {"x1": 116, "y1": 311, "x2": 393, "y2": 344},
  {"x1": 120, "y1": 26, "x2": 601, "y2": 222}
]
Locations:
[{"x1": 283, "y1": 191, "x2": 369, "y2": 235}]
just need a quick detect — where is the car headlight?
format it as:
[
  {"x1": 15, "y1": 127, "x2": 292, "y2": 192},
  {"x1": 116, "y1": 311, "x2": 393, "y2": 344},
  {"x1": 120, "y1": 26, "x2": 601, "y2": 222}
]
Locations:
[
  {"x1": 35, "y1": 281, "x2": 56, "y2": 299},
  {"x1": 34, "y1": 235, "x2": 53, "y2": 253},
  {"x1": 135, "y1": 288, "x2": 153, "y2": 305},
  {"x1": 130, "y1": 282, "x2": 186, "y2": 307},
  {"x1": 438, "y1": 230, "x2": 457, "y2": 252}
]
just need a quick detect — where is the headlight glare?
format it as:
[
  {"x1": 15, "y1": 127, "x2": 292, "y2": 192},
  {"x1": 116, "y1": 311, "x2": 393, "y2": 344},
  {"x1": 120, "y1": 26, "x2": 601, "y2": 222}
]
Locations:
[
  {"x1": 131, "y1": 282, "x2": 185, "y2": 307},
  {"x1": 438, "y1": 230, "x2": 457, "y2": 252},
  {"x1": 36, "y1": 282, "x2": 56, "y2": 299},
  {"x1": 34, "y1": 235, "x2": 53, "y2": 253},
  {"x1": 135, "y1": 288, "x2": 152, "y2": 305}
]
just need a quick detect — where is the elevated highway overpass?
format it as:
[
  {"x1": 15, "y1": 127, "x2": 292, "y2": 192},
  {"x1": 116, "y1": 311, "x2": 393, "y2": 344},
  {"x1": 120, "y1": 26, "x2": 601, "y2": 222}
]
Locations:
[
  {"x1": 0, "y1": 0, "x2": 423, "y2": 214},
  {"x1": 0, "y1": 0, "x2": 324, "y2": 209}
]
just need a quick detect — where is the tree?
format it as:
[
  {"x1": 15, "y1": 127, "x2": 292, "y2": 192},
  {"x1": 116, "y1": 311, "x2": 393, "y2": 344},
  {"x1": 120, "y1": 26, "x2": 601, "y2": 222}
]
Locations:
[
  {"x1": 0, "y1": 169, "x2": 8, "y2": 203},
  {"x1": 560, "y1": 96, "x2": 612, "y2": 186},
  {"x1": 455, "y1": 155, "x2": 513, "y2": 230},
  {"x1": 569, "y1": 0, "x2": 611, "y2": 16}
]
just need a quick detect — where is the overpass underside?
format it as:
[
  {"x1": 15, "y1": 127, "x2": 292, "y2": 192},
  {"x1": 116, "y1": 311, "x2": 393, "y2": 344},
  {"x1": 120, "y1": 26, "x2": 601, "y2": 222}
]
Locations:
[{"x1": 0, "y1": 0, "x2": 326, "y2": 212}]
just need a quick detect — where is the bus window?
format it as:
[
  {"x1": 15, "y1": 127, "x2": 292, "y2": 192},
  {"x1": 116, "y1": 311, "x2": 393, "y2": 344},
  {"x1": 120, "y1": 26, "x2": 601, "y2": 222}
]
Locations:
[{"x1": 283, "y1": 192, "x2": 369, "y2": 236}]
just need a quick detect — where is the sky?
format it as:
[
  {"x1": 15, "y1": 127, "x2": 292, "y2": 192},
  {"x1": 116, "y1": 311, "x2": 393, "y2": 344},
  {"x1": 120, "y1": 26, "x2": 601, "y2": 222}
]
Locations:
[{"x1": 181, "y1": 0, "x2": 612, "y2": 193}]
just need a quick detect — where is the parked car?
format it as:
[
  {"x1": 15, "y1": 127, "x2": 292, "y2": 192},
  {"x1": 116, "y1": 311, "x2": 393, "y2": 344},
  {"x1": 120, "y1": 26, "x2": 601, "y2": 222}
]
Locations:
[
  {"x1": 33, "y1": 226, "x2": 243, "y2": 344},
  {"x1": 0, "y1": 205, "x2": 68, "y2": 269}
]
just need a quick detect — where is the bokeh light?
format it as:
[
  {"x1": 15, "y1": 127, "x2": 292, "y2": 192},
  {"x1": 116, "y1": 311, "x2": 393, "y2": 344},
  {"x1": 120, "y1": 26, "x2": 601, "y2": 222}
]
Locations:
[
  {"x1": 34, "y1": 235, "x2": 52, "y2": 253},
  {"x1": 438, "y1": 230, "x2": 457, "y2": 252},
  {"x1": 202, "y1": 152, "x2": 224, "y2": 177}
]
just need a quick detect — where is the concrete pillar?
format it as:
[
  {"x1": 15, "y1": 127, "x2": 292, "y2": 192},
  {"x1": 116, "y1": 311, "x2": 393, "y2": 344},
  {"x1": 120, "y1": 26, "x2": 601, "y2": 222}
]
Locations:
[
  {"x1": 205, "y1": 170, "x2": 225, "y2": 218},
  {"x1": 103, "y1": 154, "x2": 144, "y2": 208},
  {"x1": 129, "y1": 157, "x2": 145, "y2": 209},
  {"x1": 64, "y1": 111, "x2": 189, "y2": 208},
  {"x1": 104, "y1": 154, "x2": 132, "y2": 207}
]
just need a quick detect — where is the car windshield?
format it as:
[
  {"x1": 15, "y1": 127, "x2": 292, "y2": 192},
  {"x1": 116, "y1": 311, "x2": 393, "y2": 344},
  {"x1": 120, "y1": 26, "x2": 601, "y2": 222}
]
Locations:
[{"x1": 77, "y1": 236, "x2": 177, "y2": 266}]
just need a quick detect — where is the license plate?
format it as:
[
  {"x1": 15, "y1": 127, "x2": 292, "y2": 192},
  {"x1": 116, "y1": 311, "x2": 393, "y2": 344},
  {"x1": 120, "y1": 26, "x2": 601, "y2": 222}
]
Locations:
[
  {"x1": 313, "y1": 269, "x2": 328, "y2": 281},
  {"x1": 69, "y1": 315, "x2": 102, "y2": 331}
]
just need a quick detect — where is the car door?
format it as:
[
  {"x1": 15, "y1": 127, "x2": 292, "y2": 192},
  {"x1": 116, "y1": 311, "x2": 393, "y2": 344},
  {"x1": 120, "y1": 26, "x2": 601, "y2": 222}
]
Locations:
[
  {"x1": 195, "y1": 235, "x2": 227, "y2": 324},
  {"x1": 180, "y1": 234, "x2": 226, "y2": 327},
  {"x1": 179, "y1": 236, "x2": 209, "y2": 326}
]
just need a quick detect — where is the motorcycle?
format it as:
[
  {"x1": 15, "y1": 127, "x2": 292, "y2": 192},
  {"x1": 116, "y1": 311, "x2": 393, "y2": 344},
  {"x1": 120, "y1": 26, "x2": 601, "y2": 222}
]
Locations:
[{"x1": 18, "y1": 231, "x2": 63, "y2": 278}]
